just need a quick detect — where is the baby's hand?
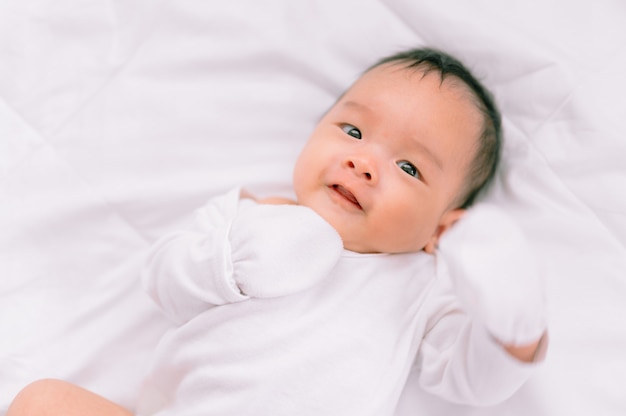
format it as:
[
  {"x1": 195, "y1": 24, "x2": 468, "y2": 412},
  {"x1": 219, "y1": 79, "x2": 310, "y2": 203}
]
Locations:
[
  {"x1": 228, "y1": 200, "x2": 342, "y2": 298},
  {"x1": 437, "y1": 204, "x2": 547, "y2": 352}
]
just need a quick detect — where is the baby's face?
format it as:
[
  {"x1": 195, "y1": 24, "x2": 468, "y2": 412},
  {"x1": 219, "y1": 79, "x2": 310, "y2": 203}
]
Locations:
[{"x1": 293, "y1": 63, "x2": 482, "y2": 253}]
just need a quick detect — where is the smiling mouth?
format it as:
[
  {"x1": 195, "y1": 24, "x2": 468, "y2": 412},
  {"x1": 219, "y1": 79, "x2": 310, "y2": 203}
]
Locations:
[{"x1": 330, "y1": 184, "x2": 362, "y2": 210}]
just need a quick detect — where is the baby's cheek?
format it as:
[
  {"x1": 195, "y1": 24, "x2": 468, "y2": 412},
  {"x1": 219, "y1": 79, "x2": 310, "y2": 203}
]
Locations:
[{"x1": 385, "y1": 214, "x2": 432, "y2": 253}]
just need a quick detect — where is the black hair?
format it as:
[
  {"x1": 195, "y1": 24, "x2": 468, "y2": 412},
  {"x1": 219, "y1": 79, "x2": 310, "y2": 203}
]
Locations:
[{"x1": 370, "y1": 47, "x2": 501, "y2": 209}]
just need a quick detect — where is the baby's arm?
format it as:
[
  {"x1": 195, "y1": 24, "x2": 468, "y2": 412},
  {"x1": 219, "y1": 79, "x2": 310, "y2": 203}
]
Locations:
[
  {"x1": 7, "y1": 379, "x2": 132, "y2": 416},
  {"x1": 437, "y1": 204, "x2": 548, "y2": 358},
  {"x1": 142, "y1": 188, "x2": 249, "y2": 324},
  {"x1": 417, "y1": 204, "x2": 548, "y2": 405},
  {"x1": 143, "y1": 188, "x2": 342, "y2": 324}
]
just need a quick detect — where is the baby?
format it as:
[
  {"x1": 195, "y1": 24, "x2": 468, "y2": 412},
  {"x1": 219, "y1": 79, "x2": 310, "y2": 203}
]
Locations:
[{"x1": 8, "y1": 48, "x2": 547, "y2": 416}]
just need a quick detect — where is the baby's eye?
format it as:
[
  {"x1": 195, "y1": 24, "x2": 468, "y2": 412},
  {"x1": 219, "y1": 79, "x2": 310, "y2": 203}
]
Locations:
[
  {"x1": 397, "y1": 160, "x2": 421, "y2": 179},
  {"x1": 341, "y1": 124, "x2": 362, "y2": 139}
]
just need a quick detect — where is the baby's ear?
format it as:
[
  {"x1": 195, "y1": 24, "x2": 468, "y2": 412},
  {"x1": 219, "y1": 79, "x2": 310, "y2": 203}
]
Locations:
[{"x1": 423, "y1": 208, "x2": 465, "y2": 254}]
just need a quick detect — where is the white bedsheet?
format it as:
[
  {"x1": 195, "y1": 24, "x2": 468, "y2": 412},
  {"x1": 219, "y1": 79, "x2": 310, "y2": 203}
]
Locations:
[{"x1": 1, "y1": 0, "x2": 625, "y2": 414}]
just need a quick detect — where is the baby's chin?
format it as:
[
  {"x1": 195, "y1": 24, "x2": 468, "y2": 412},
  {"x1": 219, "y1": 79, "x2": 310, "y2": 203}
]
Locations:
[{"x1": 335, "y1": 228, "x2": 426, "y2": 255}]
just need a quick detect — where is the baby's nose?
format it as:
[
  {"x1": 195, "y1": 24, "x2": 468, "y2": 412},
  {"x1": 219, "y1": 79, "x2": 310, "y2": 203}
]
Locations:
[{"x1": 344, "y1": 156, "x2": 377, "y2": 183}]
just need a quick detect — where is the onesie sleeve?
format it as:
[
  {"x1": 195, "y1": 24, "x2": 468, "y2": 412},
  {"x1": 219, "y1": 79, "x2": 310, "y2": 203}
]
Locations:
[
  {"x1": 142, "y1": 188, "x2": 343, "y2": 325},
  {"x1": 414, "y1": 272, "x2": 545, "y2": 406},
  {"x1": 141, "y1": 188, "x2": 247, "y2": 324}
]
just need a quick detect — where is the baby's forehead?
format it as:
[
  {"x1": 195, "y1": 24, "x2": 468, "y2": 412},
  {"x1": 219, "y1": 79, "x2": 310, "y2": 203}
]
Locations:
[
  {"x1": 339, "y1": 64, "x2": 483, "y2": 129},
  {"x1": 338, "y1": 65, "x2": 466, "y2": 116}
]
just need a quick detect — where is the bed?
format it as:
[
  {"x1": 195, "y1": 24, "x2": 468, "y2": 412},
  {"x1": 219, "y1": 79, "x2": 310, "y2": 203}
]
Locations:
[{"x1": 1, "y1": 0, "x2": 625, "y2": 414}]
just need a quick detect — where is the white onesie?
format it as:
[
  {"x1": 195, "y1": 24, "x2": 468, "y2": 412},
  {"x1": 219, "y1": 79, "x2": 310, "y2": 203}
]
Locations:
[{"x1": 137, "y1": 188, "x2": 537, "y2": 416}]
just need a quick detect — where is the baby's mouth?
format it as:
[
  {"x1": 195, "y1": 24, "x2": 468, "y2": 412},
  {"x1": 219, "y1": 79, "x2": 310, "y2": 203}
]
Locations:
[{"x1": 331, "y1": 184, "x2": 362, "y2": 210}]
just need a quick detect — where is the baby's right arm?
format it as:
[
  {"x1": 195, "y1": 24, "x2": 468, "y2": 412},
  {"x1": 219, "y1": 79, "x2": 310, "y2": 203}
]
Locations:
[
  {"x1": 142, "y1": 188, "x2": 343, "y2": 324},
  {"x1": 142, "y1": 188, "x2": 248, "y2": 324}
]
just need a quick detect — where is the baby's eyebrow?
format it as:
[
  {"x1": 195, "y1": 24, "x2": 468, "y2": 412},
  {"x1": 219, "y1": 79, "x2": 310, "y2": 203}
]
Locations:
[
  {"x1": 342, "y1": 100, "x2": 372, "y2": 114},
  {"x1": 410, "y1": 139, "x2": 443, "y2": 172}
]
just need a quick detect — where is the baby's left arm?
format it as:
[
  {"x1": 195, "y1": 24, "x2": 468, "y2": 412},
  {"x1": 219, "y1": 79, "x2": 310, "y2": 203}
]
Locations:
[
  {"x1": 414, "y1": 205, "x2": 547, "y2": 405},
  {"x1": 437, "y1": 204, "x2": 548, "y2": 362}
]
